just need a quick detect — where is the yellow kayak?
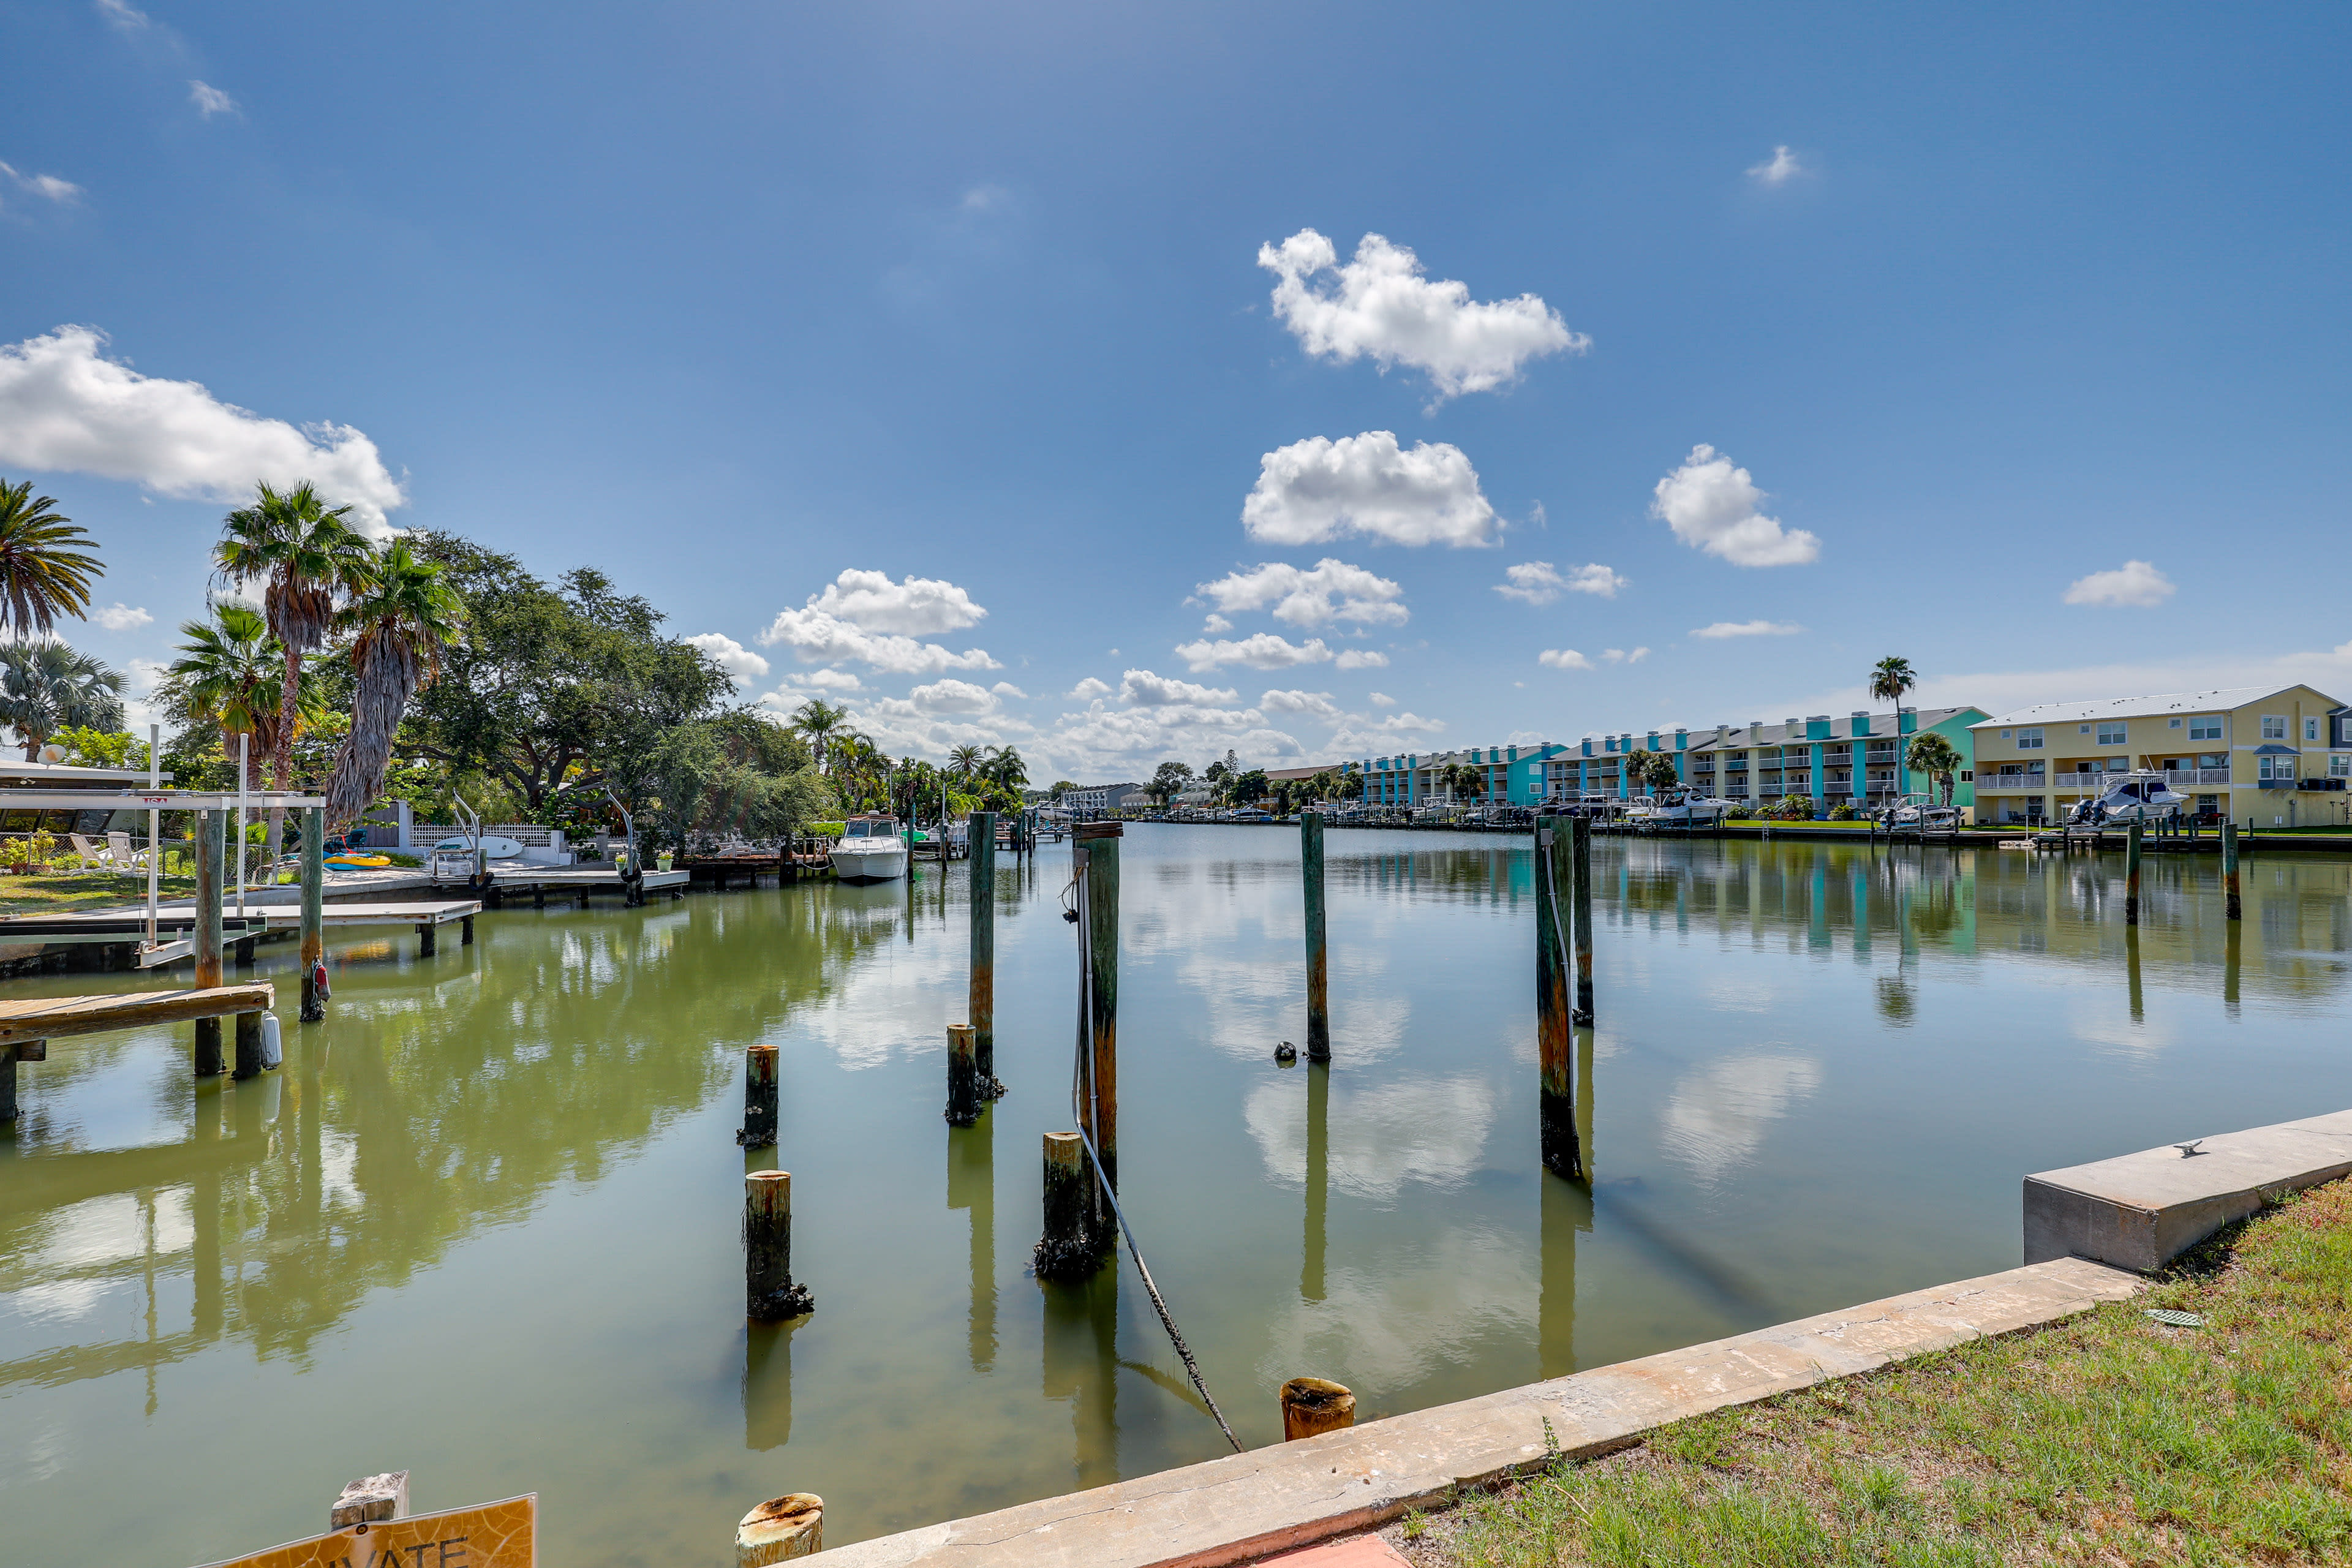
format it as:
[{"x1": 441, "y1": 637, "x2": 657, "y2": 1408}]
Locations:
[{"x1": 325, "y1": 854, "x2": 393, "y2": 869}]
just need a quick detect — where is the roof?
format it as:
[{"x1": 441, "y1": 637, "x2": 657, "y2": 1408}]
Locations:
[
  {"x1": 1264, "y1": 763, "x2": 1344, "y2": 782},
  {"x1": 1970, "y1": 685, "x2": 2342, "y2": 730},
  {"x1": 1681, "y1": 707, "x2": 1982, "y2": 751}
]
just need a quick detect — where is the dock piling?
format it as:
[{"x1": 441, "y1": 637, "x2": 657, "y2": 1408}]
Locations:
[
  {"x1": 1536, "y1": 816, "x2": 1581, "y2": 1179},
  {"x1": 1280, "y1": 1377, "x2": 1356, "y2": 1441},
  {"x1": 2222, "y1": 820, "x2": 2241, "y2": 921},
  {"x1": 1569, "y1": 815, "x2": 1596, "y2": 1025},
  {"x1": 1035, "y1": 1130, "x2": 1094, "y2": 1278},
  {"x1": 194, "y1": 809, "x2": 225, "y2": 1076},
  {"x1": 1078, "y1": 822, "x2": 1121, "y2": 1225},
  {"x1": 0, "y1": 1040, "x2": 41, "y2": 1121},
  {"x1": 2125, "y1": 823, "x2": 2144, "y2": 927},
  {"x1": 300, "y1": 806, "x2": 326, "y2": 1023},
  {"x1": 462, "y1": 913, "x2": 475, "y2": 946},
  {"x1": 233, "y1": 1009, "x2": 266, "y2": 1080},
  {"x1": 969, "y1": 811, "x2": 1001, "y2": 1095},
  {"x1": 745, "y1": 1170, "x2": 814, "y2": 1319},
  {"x1": 417, "y1": 920, "x2": 438, "y2": 958},
  {"x1": 735, "y1": 1494, "x2": 823, "y2": 1565},
  {"x1": 741, "y1": 1043, "x2": 779, "y2": 1147},
  {"x1": 330, "y1": 1471, "x2": 410, "y2": 1528},
  {"x1": 1302, "y1": 811, "x2": 1329, "y2": 1062},
  {"x1": 946, "y1": 1023, "x2": 980, "y2": 1126}
]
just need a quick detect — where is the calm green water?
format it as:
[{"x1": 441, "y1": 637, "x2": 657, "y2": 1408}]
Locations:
[{"x1": 4, "y1": 827, "x2": 2350, "y2": 1565}]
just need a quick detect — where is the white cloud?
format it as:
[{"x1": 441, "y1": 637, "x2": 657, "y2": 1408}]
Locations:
[
  {"x1": 121, "y1": 655, "x2": 168, "y2": 731},
  {"x1": 1196, "y1": 558, "x2": 1408, "y2": 627},
  {"x1": 0, "y1": 326, "x2": 407, "y2": 534},
  {"x1": 1691, "y1": 619, "x2": 1803, "y2": 639},
  {"x1": 990, "y1": 681, "x2": 1027, "y2": 699},
  {"x1": 1370, "y1": 692, "x2": 1396, "y2": 707},
  {"x1": 960, "y1": 183, "x2": 1009, "y2": 213},
  {"x1": 1121, "y1": 669, "x2": 1240, "y2": 707},
  {"x1": 755, "y1": 607, "x2": 999, "y2": 676},
  {"x1": 1172, "y1": 632, "x2": 1335, "y2": 673},
  {"x1": 1327, "y1": 710, "x2": 1446, "y2": 752},
  {"x1": 1201, "y1": 613, "x2": 1232, "y2": 634},
  {"x1": 1259, "y1": 688, "x2": 1340, "y2": 718},
  {"x1": 1067, "y1": 676, "x2": 1112, "y2": 699},
  {"x1": 1600, "y1": 647, "x2": 1650, "y2": 664},
  {"x1": 1651, "y1": 444, "x2": 1820, "y2": 567},
  {"x1": 1747, "y1": 146, "x2": 1805, "y2": 186},
  {"x1": 2063, "y1": 560, "x2": 2175, "y2": 609},
  {"x1": 1041, "y1": 698, "x2": 1302, "y2": 780},
  {"x1": 1334, "y1": 648, "x2": 1388, "y2": 670},
  {"x1": 1258, "y1": 229, "x2": 1586, "y2": 401},
  {"x1": 96, "y1": 0, "x2": 148, "y2": 30},
  {"x1": 804, "y1": 568, "x2": 986, "y2": 634},
  {"x1": 0, "y1": 163, "x2": 83, "y2": 205},
  {"x1": 1494, "y1": 560, "x2": 1625, "y2": 605},
  {"x1": 1539, "y1": 649, "x2": 1594, "y2": 670},
  {"x1": 189, "y1": 81, "x2": 237, "y2": 118},
  {"x1": 684, "y1": 632, "x2": 770, "y2": 685},
  {"x1": 91, "y1": 603, "x2": 152, "y2": 631},
  {"x1": 793, "y1": 668, "x2": 862, "y2": 690},
  {"x1": 907, "y1": 678, "x2": 998, "y2": 714},
  {"x1": 1243, "y1": 432, "x2": 1496, "y2": 548}
]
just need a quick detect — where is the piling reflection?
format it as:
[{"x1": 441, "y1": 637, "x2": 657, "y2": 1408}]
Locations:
[
  {"x1": 1040, "y1": 1264, "x2": 1120, "y2": 1491},
  {"x1": 1302, "y1": 1061, "x2": 1327, "y2": 1303},
  {"x1": 743, "y1": 1321, "x2": 796, "y2": 1451},
  {"x1": 1537, "y1": 1172, "x2": 1590, "y2": 1381},
  {"x1": 948, "y1": 1109, "x2": 996, "y2": 1372}
]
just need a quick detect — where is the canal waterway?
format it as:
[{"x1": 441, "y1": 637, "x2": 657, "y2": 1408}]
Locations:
[{"x1": 4, "y1": 827, "x2": 2349, "y2": 1565}]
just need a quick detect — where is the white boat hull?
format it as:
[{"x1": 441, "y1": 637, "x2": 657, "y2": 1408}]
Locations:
[{"x1": 830, "y1": 842, "x2": 909, "y2": 883}]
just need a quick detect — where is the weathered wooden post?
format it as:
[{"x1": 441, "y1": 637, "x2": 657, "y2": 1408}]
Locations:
[
  {"x1": 1302, "y1": 811, "x2": 1330, "y2": 1062},
  {"x1": 233, "y1": 1009, "x2": 266, "y2": 1080},
  {"x1": 1280, "y1": 1377, "x2": 1355, "y2": 1441},
  {"x1": 461, "y1": 914, "x2": 475, "y2": 946},
  {"x1": 330, "y1": 1471, "x2": 409, "y2": 1528},
  {"x1": 740, "y1": 1042, "x2": 778, "y2": 1147},
  {"x1": 1536, "y1": 816, "x2": 1580, "y2": 1179},
  {"x1": 194, "y1": 809, "x2": 225, "y2": 1077},
  {"x1": 2222, "y1": 819, "x2": 2242, "y2": 920},
  {"x1": 735, "y1": 1494, "x2": 823, "y2": 1564},
  {"x1": 969, "y1": 810, "x2": 1000, "y2": 1095},
  {"x1": 1, "y1": 1040, "x2": 44, "y2": 1122},
  {"x1": 300, "y1": 805, "x2": 326, "y2": 1023},
  {"x1": 745, "y1": 1170, "x2": 814, "y2": 1319},
  {"x1": 1034, "y1": 1129, "x2": 1093, "y2": 1278},
  {"x1": 2125, "y1": 821, "x2": 2144, "y2": 927},
  {"x1": 945, "y1": 1023, "x2": 980, "y2": 1126},
  {"x1": 1569, "y1": 814, "x2": 1595, "y2": 1025},
  {"x1": 1077, "y1": 821, "x2": 1121, "y2": 1219},
  {"x1": 417, "y1": 918, "x2": 438, "y2": 958}
]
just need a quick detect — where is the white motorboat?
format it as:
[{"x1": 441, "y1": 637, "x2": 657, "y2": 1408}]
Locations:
[
  {"x1": 1626, "y1": 787, "x2": 1734, "y2": 827},
  {"x1": 829, "y1": 815, "x2": 910, "y2": 883},
  {"x1": 2064, "y1": 769, "x2": 2188, "y2": 827},
  {"x1": 1884, "y1": 794, "x2": 1964, "y2": 831}
]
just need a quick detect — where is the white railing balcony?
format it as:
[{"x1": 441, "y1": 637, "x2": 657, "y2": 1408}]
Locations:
[{"x1": 1979, "y1": 775, "x2": 2046, "y2": 793}]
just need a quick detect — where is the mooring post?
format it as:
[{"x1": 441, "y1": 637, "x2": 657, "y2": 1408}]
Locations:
[
  {"x1": 1569, "y1": 814, "x2": 1595, "y2": 1025},
  {"x1": 945, "y1": 1023, "x2": 980, "y2": 1126},
  {"x1": 0, "y1": 1041, "x2": 41, "y2": 1121},
  {"x1": 417, "y1": 919, "x2": 437, "y2": 958},
  {"x1": 2125, "y1": 821, "x2": 2144, "y2": 927},
  {"x1": 969, "y1": 810, "x2": 999, "y2": 1094},
  {"x1": 1035, "y1": 1130, "x2": 1093, "y2": 1277},
  {"x1": 330, "y1": 1471, "x2": 410, "y2": 1529},
  {"x1": 735, "y1": 1494, "x2": 823, "y2": 1565},
  {"x1": 741, "y1": 1042, "x2": 778, "y2": 1147},
  {"x1": 461, "y1": 913, "x2": 475, "y2": 946},
  {"x1": 1077, "y1": 821, "x2": 1121, "y2": 1224},
  {"x1": 233, "y1": 1009, "x2": 266, "y2": 1080},
  {"x1": 1302, "y1": 810, "x2": 1330, "y2": 1061},
  {"x1": 2222, "y1": 819, "x2": 2241, "y2": 920},
  {"x1": 194, "y1": 808, "x2": 225, "y2": 1077},
  {"x1": 745, "y1": 1169, "x2": 814, "y2": 1319},
  {"x1": 1536, "y1": 816, "x2": 1580, "y2": 1178},
  {"x1": 1280, "y1": 1377, "x2": 1355, "y2": 1441},
  {"x1": 300, "y1": 805, "x2": 326, "y2": 1023}
]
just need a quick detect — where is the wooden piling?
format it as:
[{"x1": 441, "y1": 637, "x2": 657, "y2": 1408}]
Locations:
[
  {"x1": 1034, "y1": 1129, "x2": 1094, "y2": 1278},
  {"x1": 745, "y1": 1169, "x2": 814, "y2": 1319},
  {"x1": 417, "y1": 920, "x2": 438, "y2": 958},
  {"x1": 2222, "y1": 820, "x2": 2241, "y2": 920},
  {"x1": 300, "y1": 805, "x2": 326, "y2": 1023},
  {"x1": 1302, "y1": 811, "x2": 1329, "y2": 1062},
  {"x1": 462, "y1": 913, "x2": 475, "y2": 946},
  {"x1": 946, "y1": 1023, "x2": 980, "y2": 1126},
  {"x1": 1078, "y1": 822, "x2": 1121, "y2": 1213},
  {"x1": 330, "y1": 1471, "x2": 410, "y2": 1528},
  {"x1": 1569, "y1": 814, "x2": 1595, "y2": 1025},
  {"x1": 741, "y1": 1042, "x2": 778, "y2": 1147},
  {"x1": 1280, "y1": 1377, "x2": 1356, "y2": 1441},
  {"x1": 735, "y1": 1494, "x2": 823, "y2": 1565},
  {"x1": 1536, "y1": 816, "x2": 1580, "y2": 1179},
  {"x1": 0, "y1": 1041, "x2": 40, "y2": 1121},
  {"x1": 194, "y1": 809, "x2": 225, "y2": 1076},
  {"x1": 233, "y1": 1009, "x2": 266, "y2": 1080},
  {"x1": 969, "y1": 811, "x2": 1000, "y2": 1095},
  {"x1": 2125, "y1": 822, "x2": 2143, "y2": 927}
]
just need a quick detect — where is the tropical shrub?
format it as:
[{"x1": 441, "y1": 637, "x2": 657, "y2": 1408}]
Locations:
[
  {"x1": 1774, "y1": 794, "x2": 1815, "y2": 820},
  {"x1": 1827, "y1": 800, "x2": 1858, "y2": 821}
]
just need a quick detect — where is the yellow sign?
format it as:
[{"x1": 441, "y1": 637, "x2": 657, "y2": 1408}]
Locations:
[{"x1": 197, "y1": 1496, "x2": 535, "y2": 1568}]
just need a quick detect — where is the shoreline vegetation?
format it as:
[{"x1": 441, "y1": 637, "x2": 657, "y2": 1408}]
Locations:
[{"x1": 1388, "y1": 1182, "x2": 2352, "y2": 1567}]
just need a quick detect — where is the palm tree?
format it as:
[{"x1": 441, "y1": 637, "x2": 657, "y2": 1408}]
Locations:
[
  {"x1": 0, "y1": 640, "x2": 124, "y2": 759},
  {"x1": 1906, "y1": 731, "x2": 1963, "y2": 807},
  {"x1": 793, "y1": 699, "x2": 850, "y2": 774},
  {"x1": 983, "y1": 745, "x2": 1028, "y2": 795},
  {"x1": 0, "y1": 480, "x2": 104, "y2": 637},
  {"x1": 166, "y1": 605, "x2": 287, "y2": 787},
  {"x1": 325, "y1": 540, "x2": 466, "y2": 826},
  {"x1": 948, "y1": 744, "x2": 983, "y2": 782},
  {"x1": 1870, "y1": 656, "x2": 1919, "y2": 802}
]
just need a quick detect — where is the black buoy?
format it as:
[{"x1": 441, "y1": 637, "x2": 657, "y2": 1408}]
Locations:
[{"x1": 1273, "y1": 1041, "x2": 1298, "y2": 1065}]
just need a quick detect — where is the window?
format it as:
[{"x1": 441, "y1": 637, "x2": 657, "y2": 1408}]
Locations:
[
  {"x1": 2169, "y1": 717, "x2": 2182, "y2": 729},
  {"x1": 2000, "y1": 729, "x2": 2013, "y2": 740},
  {"x1": 2333, "y1": 755, "x2": 2350, "y2": 778},
  {"x1": 2188, "y1": 717, "x2": 2221, "y2": 742},
  {"x1": 2018, "y1": 727, "x2": 2044, "y2": 749},
  {"x1": 2262, "y1": 715, "x2": 2287, "y2": 740},
  {"x1": 2261, "y1": 756, "x2": 2295, "y2": 781},
  {"x1": 2198, "y1": 753, "x2": 2226, "y2": 769},
  {"x1": 2097, "y1": 722, "x2": 2127, "y2": 745},
  {"x1": 2078, "y1": 724, "x2": 2092, "y2": 734},
  {"x1": 2307, "y1": 718, "x2": 2321, "y2": 741}
]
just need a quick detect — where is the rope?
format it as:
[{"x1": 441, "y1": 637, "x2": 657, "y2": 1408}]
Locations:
[{"x1": 1063, "y1": 859, "x2": 1246, "y2": 1453}]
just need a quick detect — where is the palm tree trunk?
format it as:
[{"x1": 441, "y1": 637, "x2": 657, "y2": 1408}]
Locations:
[{"x1": 263, "y1": 649, "x2": 302, "y2": 877}]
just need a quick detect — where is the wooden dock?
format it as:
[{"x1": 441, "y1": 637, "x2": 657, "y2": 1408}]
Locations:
[
  {"x1": 0, "y1": 900, "x2": 483, "y2": 965},
  {"x1": 1, "y1": 983, "x2": 277, "y2": 1117},
  {"x1": 475, "y1": 867, "x2": 689, "y2": 908}
]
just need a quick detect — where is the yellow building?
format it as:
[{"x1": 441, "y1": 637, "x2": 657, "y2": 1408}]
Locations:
[{"x1": 1969, "y1": 684, "x2": 2352, "y2": 827}]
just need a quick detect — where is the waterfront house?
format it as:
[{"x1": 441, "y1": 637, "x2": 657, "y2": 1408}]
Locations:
[
  {"x1": 1969, "y1": 685, "x2": 2352, "y2": 827},
  {"x1": 1534, "y1": 708, "x2": 1987, "y2": 815},
  {"x1": 1352, "y1": 743, "x2": 1575, "y2": 808}
]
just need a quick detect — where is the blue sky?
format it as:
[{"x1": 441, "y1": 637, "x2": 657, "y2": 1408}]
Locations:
[{"x1": 2, "y1": 2, "x2": 2347, "y2": 780}]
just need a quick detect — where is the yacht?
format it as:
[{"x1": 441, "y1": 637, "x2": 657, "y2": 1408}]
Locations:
[
  {"x1": 1883, "y1": 794, "x2": 1964, "y2": 831},
  {"x1": 2064, "y1": 770, "x2": 2188, "y2": 828},
  {"x1": 1626, "y1": 787, "x2": 1735, "y2": 827},
  {"x1": 829, "y1": 815, "x2": 910, "y2": 883}
]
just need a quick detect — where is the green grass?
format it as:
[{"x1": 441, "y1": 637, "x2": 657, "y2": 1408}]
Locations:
[
  {"x1": 0, "y1": 872, "x2": 199, "y2": 916},
  {"x1": 1396, "y1": 1182, "x2": 2352, "y2": 1567}
]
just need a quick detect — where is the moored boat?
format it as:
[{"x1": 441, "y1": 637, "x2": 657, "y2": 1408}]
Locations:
[{"x1": 829, "y1": 815, "x2": 910, "y2": 883}]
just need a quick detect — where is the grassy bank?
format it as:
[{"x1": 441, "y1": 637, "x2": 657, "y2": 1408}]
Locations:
[
  {"x1": 1393, "y1": 1183, "x2": 2352, "y2": 1566},
  {"x1": 0, "y1": 872, "x2": 198, "y2": 917}
]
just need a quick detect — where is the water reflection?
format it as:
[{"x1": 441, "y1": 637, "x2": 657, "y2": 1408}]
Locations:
[{"x1": 949, "y1": 1109, "x2": 997, "y2": 1372}]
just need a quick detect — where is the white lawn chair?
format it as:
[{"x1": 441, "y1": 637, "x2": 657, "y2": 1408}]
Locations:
[
  {"x1": 104, "y1": 831, "x2": 152, "y2": 872},
  {"x1": 68, "y1": 833, "x2": 115, "y2": 870}
]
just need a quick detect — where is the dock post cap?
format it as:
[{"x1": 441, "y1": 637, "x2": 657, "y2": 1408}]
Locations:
[
  {"x1": 1280, "y1": 1377, "x2": 1357, "y2": 1441},
  {"x1": 1074, "y1": 821, "x2": 1123, "y2": 840},
  {"x1": 736, "y1": 1493, "x2": 823, "y2": 1564},
  {"x1": 331, "y1": 1470, "x2": 410, "y2": 1528}
]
